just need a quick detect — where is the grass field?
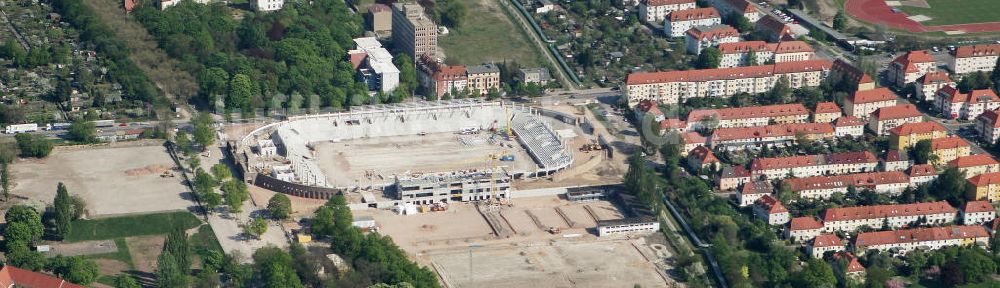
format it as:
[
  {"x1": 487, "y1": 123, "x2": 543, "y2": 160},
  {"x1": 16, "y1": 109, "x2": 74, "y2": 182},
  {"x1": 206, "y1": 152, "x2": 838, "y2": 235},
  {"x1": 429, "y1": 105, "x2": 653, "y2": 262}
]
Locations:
[
  {"x1": 898, "y1": 0, "x2": 1000, "y2": 26},
  {"x1": 439, "y1": 0, "x2": 545, "y2": 67},
  {"x1": 65, "y1": 212, "x2": 202, "y2": 242}
]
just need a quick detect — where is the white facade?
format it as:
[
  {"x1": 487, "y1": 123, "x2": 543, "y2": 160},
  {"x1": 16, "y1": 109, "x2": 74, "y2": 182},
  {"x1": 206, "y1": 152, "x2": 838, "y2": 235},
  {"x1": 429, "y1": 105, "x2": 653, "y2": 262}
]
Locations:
[
  {"x1": 254, "y1": 0, "x2": 283, "y2": 12},
  {"x1": 664, "y1": 12, "x2": 721, "y2": 37},
  {"x1": 597, "y1": 219, "x2": 660, "y2": 237},
  {"x1": 963, "y1": 210, "x2": 996, "y2": 225},
  {"x1": 824, "y1": 211, "x2": 955, "y2": 233},
  {"x1": 5, "y1": 123, "x2": 37, "y2": 134},
  {"x1": 639, "y1": 0, "x2": 697, "y2": 24},
  {"x1": 352, "y1": 37, "x2": 401, "y2": 93},
  {"x1": 257, "y1": 139, "x2": 277, "y2": 156}
]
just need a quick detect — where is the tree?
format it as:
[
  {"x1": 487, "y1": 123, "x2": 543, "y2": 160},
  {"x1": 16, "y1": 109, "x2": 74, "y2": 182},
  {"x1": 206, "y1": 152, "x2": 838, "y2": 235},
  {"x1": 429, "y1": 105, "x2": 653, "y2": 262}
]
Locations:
[
  {"x1": 5, "y1": 205, "x2": 44, "y2": 245},
  {"x1": 696, "y1": 47, "x2": 721, "y2": 69},
  {"x1": 2, "y1": 162, "x2": 11, "y2": 201},
  {"x1": 267, "y1": 193, "x2": 292, "y2": 220},
  {"x1": 992, "y1": 56, "x2": 1000, "y2": 93},
  {"x1": 227, "y1": 74, "x2": 253, "y2": 110},
  {"x1": 795, "y1": 258, "x2": 836, "y2": 287},
  {"x1": 156, "y1": 251, "x2": 188, "y2": 287},
  {"x1": 5, "y1": 245, "x2": 47, "y2": 271},
  {"x1": 48, "y1": 256, "x2": 99, "y2": 285},
  {"x1": 748, "y1": 49, "x2": 758, "y2": 66},
  {"x1": 439, "y1": 0, "x2": 467, "y2": 28},
  {"x1": 833, "y1": 10, "x2": 847, "y2": 31},
  {"x1": 211, "y1": 163, "x2": 232, "y2": 181},
  {"x1": 14, "y1": 133, "x2": 53, "y2": 158},
  {"x1": 192, "y1": 112, "x2": 215, "y2": 149},
  {"x1": 394, "y1": 54, "x2": 418, "y2": 95},
  {"x1": 243, "y1": 217, "x2": 268, "y2": 239},
  {"x1": 764, "y1": 76, "x2": 792, "y2": 104},
  {"x1": 52, "y1": 182, "x2": 74, "y2": 239},
  {"x1": 725, "y1": 12, "x2": 752, "y2": 32},
  {"x1": 67, "y1": 119, "x2": 97, "y2": 143},
  {"x1": 912, "y1": 139, "x2": 936, "y2": 164},
  {"x1": 934, "y1": 167, "x2": 968, "y2": 206},
  {"x1": 222, "y1": 180, "x2": 249, "y2": 213},
  {"x1": 114, "y1": 274, "x2": 141, "y2": 288},
  {"x1": 163, "y1": 226, "x2": 192, "y2": 273}
]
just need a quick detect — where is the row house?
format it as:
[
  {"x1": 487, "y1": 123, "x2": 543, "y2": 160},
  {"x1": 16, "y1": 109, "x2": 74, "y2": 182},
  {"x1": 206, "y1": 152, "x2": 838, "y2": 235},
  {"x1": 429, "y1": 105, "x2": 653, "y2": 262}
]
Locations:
[
  {"x1": 868, "y1": 104, "x2": 923, "y2": 135},
  {"x1": 888, "y1": 50, "x2": 937, "y2": 88},
  {"x1": 685, "y1": 24, "x2": 740, "y2": 54},
  {"x1": 832, "y1": 59, "x2": 877, "y2": 92},
  {"x1": 821, "y1": 201, "x2": 957, "y2": 233},
  {"x1": 948, "y1": 44, "x2": 1000, "y2": 74},
  {"x1": 749, "y1": 151, "x2": 878, "y2": 180},
  {"x1": 888, "y1": 121, "x2": 948, "y2": 150},
  {"x1": 809, "y1": 234, "x2": 845, "y2": 259},
  {"x1": 623, "y1": 60, "x2": 833, "y2": 106},
  {"x1": 844, "y1": 88, "x2": 898, "y2": 120},
  {"x1": 935, "y1": 86, "x2": 1000, "y2": 120},
  {"x1": 664, "y1": 7, "x2": 722, "y2": 37},
  {"x1": 785, "y1": 171, "x2": 911, "y2": 199},
  {"x1": 834, "y1": 116, "x2": 865, "y2": 138},
  {"x1": 638, "y1": 0, "x2": 697, "y2": 24},
  {"x1": 961, "y1": 200, "x2": 996, "y2": 225},
  {"x1": 737, "y1": 180, "x2": 773, "y2": 207},
  {"x1": 908, "y1": 164, "x2": 938, "y2": 186},
  {"x1": 717, "y1": 41, "x2": 815, "y2": 68},
  {"x1": 786, "y1": 217, "x2": 825, "y2": 242},
  {"x1": 975, "y1": 108, "x2": 1000, "y2": 144},
  {"x1": 882, "y1": 150, "x2": 913, "y2": 172},
  {"x1": 718, "y1": 165, "x2": 751, "y2": 190},
  {"x1": 853, "y1": 225, "x2": 989, "y2": 256},
  {"x1": 949, "y1": 154, "x2": 1000, "y2": 179},
  {"x1": 967, "y1": 172, "x2": 1000, "y2": 202},
  {"x1": 930, "y1": 136, "x2": 972, "y2": 165},
  {"x1": 682, "y1": 103, "x2": 810, "y2": 131},
  {"x1": 753, "y1": 195, "x2": 790, "y2": 225},
  {"x1": 813, "y1": 102, "x2": 842, "y2": 123},
  {"x1": 706, "y1": 0, "x2": 762, "y2": 22},
  {"x1": 708, "y1": 122, "x2": 835, "y2": 150},
  {"x1": 915, "y1": 72, "x2": 954, "y2": 102}
]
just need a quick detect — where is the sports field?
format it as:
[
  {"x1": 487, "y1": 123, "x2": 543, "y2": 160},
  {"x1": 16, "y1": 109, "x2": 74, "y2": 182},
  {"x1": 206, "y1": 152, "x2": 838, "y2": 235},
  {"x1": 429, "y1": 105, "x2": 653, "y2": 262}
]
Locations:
[
  {"x1": 898, "y1": 0, "x2": 1000, "y2": 26},
  {"x1": 438, "y1": 0, "x2": 545, "y2": 67}
]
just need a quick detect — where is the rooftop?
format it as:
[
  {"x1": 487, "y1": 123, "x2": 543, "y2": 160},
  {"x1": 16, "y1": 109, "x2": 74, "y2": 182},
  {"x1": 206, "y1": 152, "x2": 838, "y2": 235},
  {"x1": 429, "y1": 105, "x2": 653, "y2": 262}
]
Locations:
[
  {"x1": 822, "y1": 201, "x2": 956, "y2": 223},
  {"x1": 963, "y1": 200, "x2": 995, "y2": 213},
  {"x1": 668, "y1": 7, "x2": 720, "y2": 22},
  {"x1": 855, "y1": 225, "x2": 988, "y2": 247},
  {"x1": 849, "y1": 87, "x2": 897, "y2": 104},
  {"x1": 626, "y1": 60, "x2": 833, "y2": 85},
  {"x1": 949, "y1": 154, "x2": 999, "y2": 169},
  {"x1": 789, "y1": 216, "x2": 824, "y2": 231},
  {"x1": 870, "y1": 105, "x2": 922, "y2": 121},
  {"x1": 953, "y1": 44, "x2": 1000, "y2": 58},
  {"x1": 710, "y1": 122, "x2": 834, "y2": 142},
  {"x1": 812, "y1": 234, "x2": 843, "y2": 248},
  {"x1": 686, "y1": 103, "x2": 809, "y2": 122},
  {"x1": 786, "y1": 171, "x2": 910, "y2": 192},
  {"x1": 888, "y1": 121, "x2": 947, "y2": 136},
  {"x1": 814, "y1": 102, "x2": 841, "y2": 114}
]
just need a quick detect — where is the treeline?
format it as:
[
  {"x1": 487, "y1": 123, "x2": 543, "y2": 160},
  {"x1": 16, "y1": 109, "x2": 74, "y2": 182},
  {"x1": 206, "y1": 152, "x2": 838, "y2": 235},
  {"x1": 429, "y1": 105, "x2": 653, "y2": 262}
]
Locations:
[
  {"x1": 0, "y1": 41, "x2": 71, "y2": 68},
  {"x1": 48, "y1": 0, "x2": 163, "y2": 107}
]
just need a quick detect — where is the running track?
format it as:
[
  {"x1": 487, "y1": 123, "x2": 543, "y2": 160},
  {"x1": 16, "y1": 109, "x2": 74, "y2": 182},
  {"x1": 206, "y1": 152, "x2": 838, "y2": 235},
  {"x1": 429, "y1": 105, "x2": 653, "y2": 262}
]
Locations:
[{"x1": 845, "y1": 0, "x2": 1000, "y2": 33}]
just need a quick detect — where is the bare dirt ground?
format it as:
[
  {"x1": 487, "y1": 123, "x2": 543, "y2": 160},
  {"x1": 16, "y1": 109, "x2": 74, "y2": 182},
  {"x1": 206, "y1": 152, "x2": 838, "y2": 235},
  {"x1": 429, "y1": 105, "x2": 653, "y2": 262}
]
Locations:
[
  {"x1": 10, "y1": 142, "x2": 194, "y2": 217},
  {"x1": 93, "y1": 259, "x2": 130, "y2": 279},
  {"x1": 804, "y1": 0, "x2": 842, "y2": 21},
  {"x1": 248, "y1": 184, "x2": 327, "y2": 218},
  {"x1": 126, "y1": 235, "x2": 165, "y2": 273}
]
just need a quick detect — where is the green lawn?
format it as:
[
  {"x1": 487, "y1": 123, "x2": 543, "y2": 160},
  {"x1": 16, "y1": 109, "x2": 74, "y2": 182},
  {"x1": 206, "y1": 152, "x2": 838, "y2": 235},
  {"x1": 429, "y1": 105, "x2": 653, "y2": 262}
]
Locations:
[
  {"x1": 898, "y1": 0, "x2": 1000, "y2": 26},
  {"x1": 438, "y1": 0, "x2": 545, "y2": 67},
  {"x1": 84, "y1": 238, "x2": 136, "y2": 268},
  {"x1": 65, "y1": 211, "x2": 202, "y2": 242},
  {"x1": 189, "y1": 224, "x2": 223, "y2": 253}
]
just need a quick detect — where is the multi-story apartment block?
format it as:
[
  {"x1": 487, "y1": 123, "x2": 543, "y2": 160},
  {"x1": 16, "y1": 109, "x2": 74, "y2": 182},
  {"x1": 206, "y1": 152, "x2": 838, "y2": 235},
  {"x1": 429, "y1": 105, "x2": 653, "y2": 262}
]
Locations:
[
  {"x1": 253, "y1": 0, "x2": 282, "y2": 11},
  {"x1": 417, "y1": 56, "x2": 468, "y2": 98},
  {"x1": 930, "y1": 136, "x2": 972, "y2": 165},
  {"x1": 392, "y1": 3, "x2": 437, "y2": 59},
  {"x1": 708, "y1": 122, "x2": 835, "y2": 149},
  {"x1": 888, "y1": 50, "x2": 937, "y2": 87},
  {"x1": 639, "y1": 0, "x2": 697, "y2": 24},
  {"x1": 786, "y1": 217, "x2": 825, "y2": 242},
  {"x1": 832, "y1": 59, "x2": 876, "y2": 92},
  {"x1": 753, "y1": 195, "x2": 790, "y2": 225},
  {"x1": 718, "y1": 41, "x2": 772, "y2": 68},
  {"x1": 844, "y1": 87, "x2": 898, "y2": 119},
  {"x1": 961, "y1": 201, "x2": 996, "y2": 225},
  {"x1": 685, "y1": 24, "x2": 740, "y2": 54},
  {"x1": 737, "y1": 180, "x2": 773, "y2": 207},
  {"x1": 809, "y1": 234, "x2": 845, "y2": 259},
  {"x1": 681, "y1": 132, "x2": 708, "y2": 155},
  {"x1": 976, "y1": 108, "x2": 1000, "y2": 144},
  {"x1": 718, "y1": 165, "x2": 751, "y2": 191},
  {"x1": 967, "y1": 172, "x2": 1000, "y2": 202},
  {"x1": 749, "y1": 151, "x2": 878, "y2": 180},
  {"x1": 755, "y1": 16, "x2": 793, "y2": 42},
  {"x1": 664, "y1": 8, "x2": 722, "y2": 37},
  {"x1": 882, "y1": 150, "x2": 913, "y2": 172},
  {"x1": 888, "y1": 121, "x2": 948, "y2": 150},
  {"x1": 813, "y1": 102, "x2": 842, "y2": 123},
  {"x1": 707, "y1": 0, "x2": 762, "y2": 22},
  {"x1": 908, "y1": 164, "x2": 938, "y2": 186},
  {"x1": 821, "y1": 201, "x2": 957, "y2": 233},
  {"x1": 949, "y1": 44, "x2": 1000, "y2": 74},
  {"x1": 773, "y1": 41, "x2": 815, "y2": 63},
  {"x1": 785, "y1": 171, "x2": 910, "y2": 199},
  {"x1": 833, "y1": 116, "x2": 865, "y2": 138},
  {"x1": 368, "y1": 4, "x2": 393, "y2": 36},
  {"x1": 853, "y1": 225, "x2": 988, "y2": 256},
  {"x1": 349, "y1": 37, "x2": 400, "y2": 93},
  {"x1": 935, "y1": 86, "x2": 1000, "y2": 120},
  {"x1": 868, "y1": 105, "x2": 923, "y2": 135},
  {"x1": 623, "y1": 60, "x2": 833, "y2": 106},
  {"x1": 466, "y1": 64, "x2": 501, "y2": 96},
  {"x1": 950, "y1": 154, "x2": 1000, "y2": 179},
  {"x1": 915, "y1": 72, "x2": 954, "y2": 102},
  {"x1": 681, "y1": 103, "x2": 809, "y2": 130}
]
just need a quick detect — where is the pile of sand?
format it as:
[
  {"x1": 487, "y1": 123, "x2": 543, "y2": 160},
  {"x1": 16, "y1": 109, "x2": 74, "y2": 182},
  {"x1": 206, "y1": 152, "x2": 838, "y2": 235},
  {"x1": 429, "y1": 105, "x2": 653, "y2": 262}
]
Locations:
[{"x1": 125, "y1": 164, "x2": 173, "y2": 176}]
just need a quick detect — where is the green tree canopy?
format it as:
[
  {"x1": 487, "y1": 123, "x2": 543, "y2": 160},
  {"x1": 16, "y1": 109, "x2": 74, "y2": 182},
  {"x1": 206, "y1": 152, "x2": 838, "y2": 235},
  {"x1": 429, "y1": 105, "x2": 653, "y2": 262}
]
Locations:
[
  {"x1": 14, "y1": 133, "x2": 53, "y2": 158},
  {"x1": 267, "y1": 193, "x2": 292, "y2": 220},
  {"x1": 696, "y1": 47, "x2": 722, "y2": 69},
  {"x1": 67, "y1": 119, "x2": 97, "y2": 143}
]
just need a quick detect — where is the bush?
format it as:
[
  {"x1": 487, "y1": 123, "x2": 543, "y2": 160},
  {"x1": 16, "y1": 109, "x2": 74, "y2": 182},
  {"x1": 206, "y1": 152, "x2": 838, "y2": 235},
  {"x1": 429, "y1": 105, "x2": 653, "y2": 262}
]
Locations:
[{"x1": 14, "y1": 133, "x2": 53, "y2": 158}]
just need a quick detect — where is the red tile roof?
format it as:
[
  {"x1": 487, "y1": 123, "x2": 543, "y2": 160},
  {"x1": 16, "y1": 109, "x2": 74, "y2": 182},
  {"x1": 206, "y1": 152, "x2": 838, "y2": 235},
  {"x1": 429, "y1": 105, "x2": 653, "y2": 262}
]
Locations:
[
  {"x1": 812, "y1": 234, "x2": 843, "y2": 248},
  {"x1": 681, "y1": 132, "x2": 708, "y2": 145},
  {"x1": 349, "y1": 51, "x2": 367, "y2": 70},
  {"x1": 949, "y1": 154, "x2": 999, "y2": 169},
  {"x1": 833, "y1": 116, "x2": 864, "y2": 127},
  {"x1": 645, "y1": 0, "x2": 697, "y2": 6},
  {"x1": 849, "y1": 87, "x2": 897, "y2": 104},
  {"x1": 979, "y1": 109, "x2": 1000, "y2": 128},
  {"x1": 888, "y1": 121, "x2": 946, "y2": 136},
  {"x1": 686, "y1": 25, "x2": 740, "y2": 41},
  {"x1": 750, "y1": 151, "x2": 876, "y2": 171},
  {"x1": 832, "y1": 59, "x2": 874, "y2": 85},
  {"x1": 0, "y1": 266, "x2": 84, "y2": 288},
  {"x1": 755, "y1": 195, "x2": 787, "y2": 214},
  {"x1": 637, "y1": 100, "x2": 659, "y2": 114},
  {"x1": 686, "y1": 104, "x2": 809, "y2": 122},
  {"x1": 871, "y1": 105, "x2": 922, "y2": 121},
  {"x1": 885, "y1": 149, "x2": 909, "y2": 162},
  {"x1": 756, "y1": 16, "x2": 792, "y2": 39},
  {"x1": 721, "y1": 165, "x2": 751, "y2": 178},
  {"x1": 772, "y1": 41, "x2": 814, "y2": 54},
  {"x1": 855, "y1": 225, "x2": 988, "y2": 248},
  {"x1": 967, "y1": 172, "x2": 1000, "y2": 186},
  {"x1": 789, "y1": 217, "x2": 824, "y2": 230},
  {"x1": 626, "y1": 60, "x2": 832, "y2": 85},
  {"x1": 920, "y1": 71, "x2": 952, "y2": 85},
  {"x1": 661, "y1": 118, "x2": 686, "y2": 129},
  {"x1": 953, "y1": 44, "x2": 1000, "y2": 58},
  {"x1": 668, "y1": 7, "x2": 720, "y2": 21},
  {"x1": 963, "y1": 200, "x2": 995, "y2": 213},
  {"x1": 815, "y1": 102, "x2": 841, "y2": 114},
  {"x1": 689, "y1": 146, "x2": 720, "y2": 164},
  {"x1": 718, "y1": 41, "x2": 771, "y2": 54},
  {"x1": 891, "y1": 50, "x2": 935, "y2": 73},
  {"x1": 908, "y1": 164, "x2": 937, "y2": 177},
  {"x1": 710, "y1": 122, "x2": 834, "y2": 141},
  {"x1": 940, "y1": 87, "x2": 1000, "y2": 104},
  {"x1": 786, "y1": 171, "x2": 910, "y2": 192},
  {"x1": 434, "y1": 65, "x2": 468, "y2": 81},
  {"x1": 930, "y1": 136, "x2": 970, "y2": 151},
  {"x1": 722, "y1": 0, "x2": 758, "y2": 13},
  {"x1": 124, "y1": 0, "x2": 138, "y2": 12},
  {"x1": 833, "y1": 252, "x2": 866, "y2": 273},
  {"x1": 741, "y1": 180, "x2": 772, "y2": 195},
  {"x1": 821, "y1": 201, "x2": 956, "y2": 223}
]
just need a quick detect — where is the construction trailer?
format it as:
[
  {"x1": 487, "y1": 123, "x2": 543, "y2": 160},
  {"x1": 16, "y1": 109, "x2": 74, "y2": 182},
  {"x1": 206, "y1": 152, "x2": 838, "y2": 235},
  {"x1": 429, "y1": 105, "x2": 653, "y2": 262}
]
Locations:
[{"x1": 5, "y1": 123, "x2": 38, "y2": 134}]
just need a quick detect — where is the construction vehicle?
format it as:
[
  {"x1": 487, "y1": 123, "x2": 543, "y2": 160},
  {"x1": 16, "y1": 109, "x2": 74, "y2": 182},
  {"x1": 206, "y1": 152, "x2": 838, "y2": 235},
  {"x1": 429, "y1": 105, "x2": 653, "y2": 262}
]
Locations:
[
  {"x1": 499, "y1": 155, "x2": 515, "y2": 161},
  {"x1": 579, "y1": 143, "x2": 603, "y2": 152},
  {"x1": 431, "y1": 202, "x2": 448, "y2": 212},
  {"x1": 547, "y1": 227, "x2": 562, "y2": 234}
]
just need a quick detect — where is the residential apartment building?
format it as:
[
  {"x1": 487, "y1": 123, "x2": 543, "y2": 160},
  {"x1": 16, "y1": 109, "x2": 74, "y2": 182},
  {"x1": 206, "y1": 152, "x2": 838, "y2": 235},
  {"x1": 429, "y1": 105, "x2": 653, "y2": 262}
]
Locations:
[
  {"x1": 961, "y1": 201, "x2": 996, "y2": 225},
  {"x1": 391, "y1": 3, "x2": 437, "y2": 59},
  {"x1": 785, "y1": 171, "x2": 910, "y2": 199},
  {"x1": 930, "y1": 136, "x2": 972, "y2": 165},
  {"x1": 915, "y1": 72, "x2": 954, "y2": 102},
  {"x1": 950, "y1": 154, "x2": 1000, "y2": 179},
  {"x1": 520, "y1": 68, "x2": 551, "y2": 85},
  {"x1": 821, "y1": 201, "x2": 957, "y2": 233},
  {"x1": 844, "y1": 87, "x2": 898, "y2": 119},
  {"x1": 772, "y1": 41, "x2": 815, "y2": 63},
  {"x1": 349, "y1": 37, "x2": 400, "y2": 93},
  {"x1": 882, "y1": 150, "x2": 913, "y2": 172},
  {"x1": 466, "y1": 64, "x2": 501, "y2": 96},
  {"x1": 749, "y1": 151, "x2": 878, "y2": 180},
  {"x1": 718, "y1": 166, "x2": 751, "y2": 191},
  {"x1": 755, "y1": 16, "x2": 793, "y2": 42},
  {"x1": 888, "y1": 50, "x2": 937, "y2": 87},
  {"x1": 853, "y1": 225, "x2": 988, "y2": 256},
  {"x1": 786, "y1": 217, "x2": 825, "y2": 242},
  {"x1": 753, "y1": 195, "x2": 790, "y2": 225},
  {"x1": 888, "y1": 121, "x2": 948, "y2": 150},
  {"x1": 908, "y1": 164, "x2": 938, "y2": 186},
  {"x1": 623, "y1": 60, "x2": 833, "y2": 106},
  {"x1": 685, "y1": 24, "x2": 740, "y2": 54},
  {"x1": 967, "y1": 172, "x2": 1000, "y2": 202},
  {"x1": 707, "y1": 0, "x2": 762, "y2": 22},
  {"x1": 719, "y1": 41, "x2": 772, "y2": 68},
  {"x1": 948, "y1": 44, "x2": 1000, "y2": 74},
  {"x1": 708, "y1": 122, "x2": 835, "y2": 150},
  {"x1": 809, "y1": 234, "x2": 845, "y2": 259},
  {"x1": 638, "y1": 0, "x2": 697, "y2": 24},
  {"x1": 253, "y1": 0, "x2": 283, "y2": 11},
  {"x1": 664, "y1": 8, "x2": 721, "y2": 37},
  {"x1": 832, "y1": 59, "x2": 876, "y2": 92},
  {"x1": 681, "y1": 103, "x2": 809, "y2": 131},
  {"x1": 935, "y1": 86, "x2": 1000, "y2": 120},
  {"x1": 813, "y1": 102, "x2": 842, "y2": 123},
  {"x1": 975, "y1": 108, "x2": 1000, "y2": 144},
  {"x1": 0, "y1": 265, "x2": 84, "y2": 288},
  {"x1": 833, "y1": 116, "x2": 865, "y2": 138},
  {"x1": 681, "y1": 132, "x2": 708, "y2": 156},
  {"x1": 687, "y1": 146, "x2": 720, "y2": 170},
  {"x1": 868, "y1": 104, "x2": 923, "y2": 135},
  {"x1": 737, "y1": 180, "x2": 773, "y2": 207},
  {"x1": 416, "y1": 55, "x2": 467, "y2": 98}
]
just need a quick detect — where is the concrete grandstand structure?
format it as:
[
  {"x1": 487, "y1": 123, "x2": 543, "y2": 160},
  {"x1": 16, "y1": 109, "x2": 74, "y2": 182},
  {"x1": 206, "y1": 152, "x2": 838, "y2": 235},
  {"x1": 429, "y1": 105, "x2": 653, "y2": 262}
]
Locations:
[{"x1": 231, "y1": 100, "x2": 575, "y2": 206}]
